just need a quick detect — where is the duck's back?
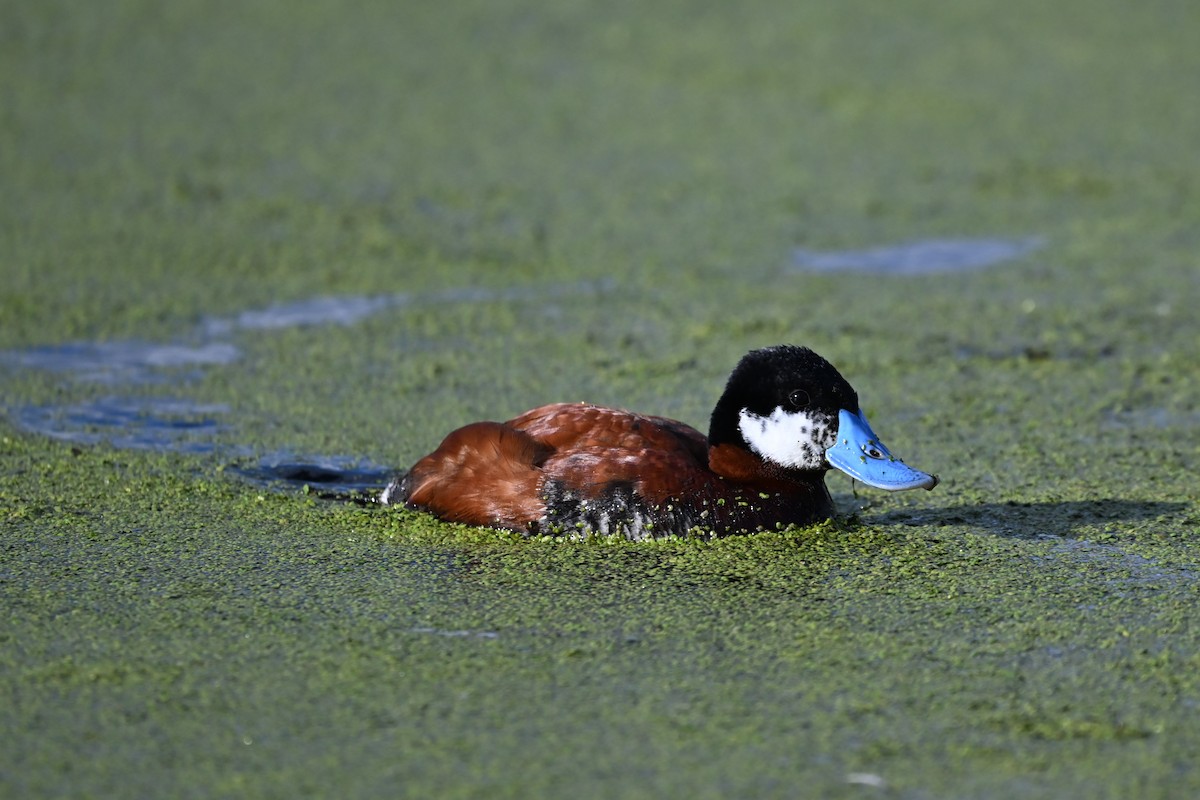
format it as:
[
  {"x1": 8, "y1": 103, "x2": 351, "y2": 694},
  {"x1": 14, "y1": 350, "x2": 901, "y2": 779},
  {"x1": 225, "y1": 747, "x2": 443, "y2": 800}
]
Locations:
[
  {"x1": 518, "y1": 403, "x2": 723, "y2": 536},
  {"x1": 509, "y1": 402, "x2": 709, "y2": 460},
  {"x1": 390, "y1": 403, "x2": 718, "y2": 535}
]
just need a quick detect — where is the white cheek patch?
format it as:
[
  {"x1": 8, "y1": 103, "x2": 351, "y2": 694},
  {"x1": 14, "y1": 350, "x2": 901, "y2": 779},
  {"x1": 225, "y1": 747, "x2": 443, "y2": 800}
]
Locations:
[{"x1": 738, "y1": 407, "x2": 837, "y2": 470}]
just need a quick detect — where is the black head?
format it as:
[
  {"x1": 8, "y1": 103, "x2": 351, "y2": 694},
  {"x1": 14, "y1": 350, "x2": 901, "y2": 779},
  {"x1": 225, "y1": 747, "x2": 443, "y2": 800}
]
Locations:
[{"x1": 708, "y1": 345, "x2": 860, "y2": 471}]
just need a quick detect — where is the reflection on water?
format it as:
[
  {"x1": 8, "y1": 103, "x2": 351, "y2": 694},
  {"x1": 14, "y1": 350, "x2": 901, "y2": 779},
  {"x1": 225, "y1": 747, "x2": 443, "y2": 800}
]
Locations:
[{"x1": 790, "y1": 236, "x2": 1044, "y2": 275}]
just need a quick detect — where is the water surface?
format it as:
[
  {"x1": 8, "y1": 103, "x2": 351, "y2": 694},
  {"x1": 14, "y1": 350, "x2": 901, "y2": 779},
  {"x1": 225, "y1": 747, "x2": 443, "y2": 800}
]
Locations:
[{"x1": 790, "y1": 236, "x2": 1044, "y2": 275}]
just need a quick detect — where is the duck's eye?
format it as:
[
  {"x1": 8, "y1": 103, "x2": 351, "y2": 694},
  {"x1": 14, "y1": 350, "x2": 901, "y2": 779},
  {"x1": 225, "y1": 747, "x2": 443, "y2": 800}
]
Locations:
[
  {"x1": 788, "y1": 389, "x2": 811, "y2": 409},
  {"x1": 862, "y1": 441, "x2": 887, "y2": 460}
]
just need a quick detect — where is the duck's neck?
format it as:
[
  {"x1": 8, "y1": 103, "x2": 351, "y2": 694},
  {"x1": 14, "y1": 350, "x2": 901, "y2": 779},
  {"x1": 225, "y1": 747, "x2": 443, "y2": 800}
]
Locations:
[
  {"x1": 707, "y1": 443, "x2": 820, "y2": 486},
  {"x1": 704, "y1": 444, "x2": 835, "y2": 532}
]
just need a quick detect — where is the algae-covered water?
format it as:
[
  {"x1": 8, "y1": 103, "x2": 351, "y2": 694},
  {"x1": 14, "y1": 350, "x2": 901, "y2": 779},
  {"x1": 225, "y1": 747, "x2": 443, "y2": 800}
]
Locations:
[{"x1": 3, "y1": 1, "x2": 1200, "y2": 797}]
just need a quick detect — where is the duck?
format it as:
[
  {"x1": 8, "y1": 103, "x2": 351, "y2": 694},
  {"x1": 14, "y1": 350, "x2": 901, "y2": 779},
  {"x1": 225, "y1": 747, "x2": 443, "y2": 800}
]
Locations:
[{"x1": 380, "y1": 345, "x2": 937, "y2": 539}]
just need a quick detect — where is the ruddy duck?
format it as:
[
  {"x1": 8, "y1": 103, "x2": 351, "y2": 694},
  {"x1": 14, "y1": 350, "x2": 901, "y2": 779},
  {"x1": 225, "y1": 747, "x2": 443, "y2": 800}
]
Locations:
[{"x1": 381, "y1": 345, "x2": 937, "y2": 538}]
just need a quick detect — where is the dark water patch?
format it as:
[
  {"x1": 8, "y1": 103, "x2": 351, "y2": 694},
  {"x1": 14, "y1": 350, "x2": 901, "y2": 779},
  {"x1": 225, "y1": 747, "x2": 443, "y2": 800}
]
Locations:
[
  {"x1": 13, "y1": 397, "x2": 230, "y2": 454},
  {"x1": 227, "y1": 453, "x2": 392, "y2": 500},
  {"x1": 790, "y1": 236, "x2": 1044, "y2": 275}
]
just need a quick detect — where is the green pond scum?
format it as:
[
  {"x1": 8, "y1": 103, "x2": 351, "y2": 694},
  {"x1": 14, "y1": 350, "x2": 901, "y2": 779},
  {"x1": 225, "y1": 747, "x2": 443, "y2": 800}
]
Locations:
[{"x1": 3, "y1": 0, "x2": 1200, "y2": 797}]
